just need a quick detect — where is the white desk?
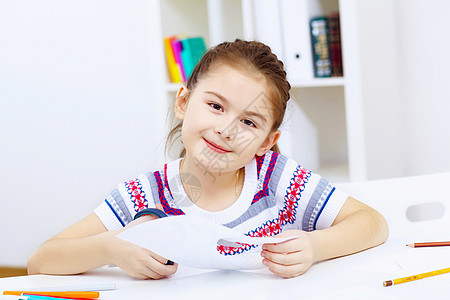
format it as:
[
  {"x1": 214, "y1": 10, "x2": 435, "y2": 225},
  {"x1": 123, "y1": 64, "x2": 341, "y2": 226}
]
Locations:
[
  {"x1": 2, "y1": 173, "x2": 449, "y2": 299},
  {"x1": 1, "y1": 237, "x2": 449, "y2": 300}
]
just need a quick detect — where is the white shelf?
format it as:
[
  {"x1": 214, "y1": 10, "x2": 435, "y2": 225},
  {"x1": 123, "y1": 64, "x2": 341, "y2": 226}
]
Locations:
[
  {"x1": 290, "y1": 77, "x2": 345, "y2": 88},
  {"x1": 166, "y1": 83, "x2": 182, "y2": 92},
  {"x1": 166, "y1": 77, "x2": 345, "y2": 92},
  {"x1": 317, "y1": 163, "x2": 350, "y2": 184}
]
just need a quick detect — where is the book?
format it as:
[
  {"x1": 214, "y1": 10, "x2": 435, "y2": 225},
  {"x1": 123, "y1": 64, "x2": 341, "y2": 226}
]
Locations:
[
  {"x1": 171, "y1": 38, "x2": 187, "y2": 82},
  {"x1": 163, "y1": 36, "x2": 183, "y2": 83},
  {"x1": 180, "y1": 37, "x2": 206, "y2": 80},
  {"x1": 327, "y1": 12, "x2": 343, "y2": 77},
  {"x1": 164, "y1": 36, "x2": 207, "y2": 83},
  {"x1": 310, "y1": 17, "x2": 332, "y2": 78}
]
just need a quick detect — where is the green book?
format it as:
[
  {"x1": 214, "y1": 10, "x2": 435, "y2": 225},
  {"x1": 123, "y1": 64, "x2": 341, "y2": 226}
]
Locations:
[
  {"x1": 310, "y1": 17, "x2": 332, "y2": 78},
  {"x1": 180, "y1": 37, "x2": 207, "y2": 80}
]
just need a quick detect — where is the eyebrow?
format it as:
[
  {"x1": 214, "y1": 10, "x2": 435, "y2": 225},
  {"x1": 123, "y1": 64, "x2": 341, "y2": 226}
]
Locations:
[{"x1": 205, "y1": 91, "x2": 268, "y2": 124}]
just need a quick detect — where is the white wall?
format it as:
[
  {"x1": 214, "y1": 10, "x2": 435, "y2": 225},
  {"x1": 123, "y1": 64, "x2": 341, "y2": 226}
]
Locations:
[
  {"x1": 0, "y1": 0, "x2": 167, "y2": 266},
  {"x1": 396, "y1": 0, "x2": 450, "y2": 175},
  {"x1": 351, "y1": 0, "x2": 405, "y2": 180},
  {"x1": 344, "y1": 0, "x2": 450, "y2": 180}
]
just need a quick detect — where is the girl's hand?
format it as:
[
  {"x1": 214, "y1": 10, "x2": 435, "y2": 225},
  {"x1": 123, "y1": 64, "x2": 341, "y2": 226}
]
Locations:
[
  {"x1": 106, "y1": 204, "x2": 178, "y2": 280},
  {"x1": 261, "y1": 230, "x2": 315, "y2": 278},
  {"x1": 107, "y1": 234, "x2": 178, "y2": 279}
]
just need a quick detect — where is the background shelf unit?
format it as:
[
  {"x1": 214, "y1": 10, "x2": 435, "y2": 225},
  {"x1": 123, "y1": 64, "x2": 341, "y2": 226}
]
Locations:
[{"x1": 156, "y1": 0, "x2": 440, "y2": 184}]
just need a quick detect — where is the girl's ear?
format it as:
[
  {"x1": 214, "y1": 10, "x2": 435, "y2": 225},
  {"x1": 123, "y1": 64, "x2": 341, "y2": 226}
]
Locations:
[
  {"x1": 256, "y1": 130, "x2": 281, "y2": 156},
  {"x1": 174, "y1": 85, "x2": 189, "y2": 120}
]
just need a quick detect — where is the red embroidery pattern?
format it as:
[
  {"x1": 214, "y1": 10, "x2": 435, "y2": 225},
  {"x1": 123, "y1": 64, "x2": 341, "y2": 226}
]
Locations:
[
  {"x1": 252, "y1": 152, "x2": 278, "y2": 205},
  {"x1": 125, "y1": 179, "x2": 148, "y2": 212},
  {"x1": 217, "y1": 243, "x2": 257, "y2": 256},
  {"x1": 218, "y1": 166, "x2": 310, "y2": 256},
  {"x1": 154, "y1": 167, "x2": 184, "y2": 216}
]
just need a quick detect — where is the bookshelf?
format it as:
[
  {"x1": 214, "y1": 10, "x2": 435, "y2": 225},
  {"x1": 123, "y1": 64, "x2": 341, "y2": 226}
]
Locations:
[{"x1": 152, "y1": 0, "x2": 395, "y2": 183}]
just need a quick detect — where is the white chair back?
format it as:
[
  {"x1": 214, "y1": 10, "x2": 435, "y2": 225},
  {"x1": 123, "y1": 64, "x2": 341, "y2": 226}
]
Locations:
[{"x1": 336, "y1": 172, "x2": 450, "y2": 239}]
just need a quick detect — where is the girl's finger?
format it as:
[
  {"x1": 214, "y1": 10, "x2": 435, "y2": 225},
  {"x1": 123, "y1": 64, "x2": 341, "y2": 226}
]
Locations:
[
  {"x1": 143, "y1": 254, "x2": 178, "y2": 276},
  {"x1": 141, "y1": 247, "x2": 171, "y2": 265},
  {"x1": 262, "y1": 240, "x2": 298, "y2": 254},
  {"x1": 267, "y1": 265, "x2": 307, "y2": 279},
  {"x1": 263, "y1": 258, "x2": 307, "y2": 278},
  {"x1": 147, "y1": 250, "x2": 170, "y2": 264},
  {"x1": 261, "y1": 249, "x2": 302, "y2": 266},
  {"x1": 138, "y1": 268, "x2": 166, "y2": 280}
]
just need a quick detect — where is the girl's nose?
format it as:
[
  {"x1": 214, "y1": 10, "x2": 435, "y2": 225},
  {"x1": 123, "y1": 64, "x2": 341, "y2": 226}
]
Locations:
[
  {"x1": 215, "y1": 117, "x2": 237, "y2": 141},
  {"x1": 215, "y1": 127, "x2": 231, "y2": 140}
]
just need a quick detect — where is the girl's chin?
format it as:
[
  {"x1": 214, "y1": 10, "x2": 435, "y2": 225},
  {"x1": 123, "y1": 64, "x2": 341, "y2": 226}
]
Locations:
[{"x1": 183, "y1": 152, "x2": 233, "y2": 173}]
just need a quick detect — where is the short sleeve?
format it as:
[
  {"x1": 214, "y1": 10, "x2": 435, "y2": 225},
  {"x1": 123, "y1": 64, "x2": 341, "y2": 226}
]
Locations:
[
  {"x1": 302, "y1": 176, "x2": 348, "y2": 230},
  {"x1": 94, "y1": 174, "x2": 157, "y2": 231},
  {"x1": 274, "y1": 156, "x2": 348, "y2": 232}
]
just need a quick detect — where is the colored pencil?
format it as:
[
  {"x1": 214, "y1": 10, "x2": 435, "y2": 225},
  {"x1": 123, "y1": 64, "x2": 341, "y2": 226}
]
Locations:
[
  {"x1": 383, "y1": 267, "x2": 450, "y2": 286},
  {"x1": 406, "y1": 241, "x2": 450, "y2": 248},
  {"x1": 3, "y1": 291, "x2": 99, "y2": 298}
]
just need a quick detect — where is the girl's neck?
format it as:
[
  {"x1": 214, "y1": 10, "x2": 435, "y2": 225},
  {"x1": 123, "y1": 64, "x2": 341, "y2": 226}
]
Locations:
[{"x1": 179, "y1": 156, "x2": 245, "y2": 212}]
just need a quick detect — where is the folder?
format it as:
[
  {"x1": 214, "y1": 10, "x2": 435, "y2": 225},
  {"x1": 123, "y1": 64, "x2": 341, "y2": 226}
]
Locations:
[
  {"x1": 252, "y1": 0, "x2": 284, "y2": 61},
  {"x1": 279, "y1": 0, "x2": 317, "y2": 82}
]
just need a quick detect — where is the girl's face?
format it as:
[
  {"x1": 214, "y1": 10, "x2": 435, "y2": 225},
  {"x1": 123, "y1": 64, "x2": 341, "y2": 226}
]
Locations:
[{"x1": 175, "y1": 63, "x2": 280, "y2": 175}]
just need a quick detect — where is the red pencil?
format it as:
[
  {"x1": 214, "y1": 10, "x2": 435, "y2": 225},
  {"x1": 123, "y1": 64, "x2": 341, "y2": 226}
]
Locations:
[{"x1": 407, "y1": 241, "x2": 450, "y2": 248}]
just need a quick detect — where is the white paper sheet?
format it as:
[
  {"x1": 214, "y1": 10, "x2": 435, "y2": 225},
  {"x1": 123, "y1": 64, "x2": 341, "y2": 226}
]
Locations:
[{"x1": 117, "y1": 214, "x2": 299, "y2": 270}]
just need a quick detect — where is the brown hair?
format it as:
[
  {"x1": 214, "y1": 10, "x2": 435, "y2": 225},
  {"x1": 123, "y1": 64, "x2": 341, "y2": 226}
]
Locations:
[{"x1": 165, "y1": 39, "x2": 291, "y2": 159}]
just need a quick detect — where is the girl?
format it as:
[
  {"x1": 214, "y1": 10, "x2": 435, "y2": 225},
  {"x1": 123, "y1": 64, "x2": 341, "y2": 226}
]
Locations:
[{"x1": 28, "y1": 39, "x2": 388, "y2": 279}]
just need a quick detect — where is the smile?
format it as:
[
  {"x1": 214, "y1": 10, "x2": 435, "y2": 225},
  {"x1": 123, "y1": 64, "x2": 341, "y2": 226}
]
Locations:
[{"x1": 203, "y1": 138, "x2": 231, "y2": 154}]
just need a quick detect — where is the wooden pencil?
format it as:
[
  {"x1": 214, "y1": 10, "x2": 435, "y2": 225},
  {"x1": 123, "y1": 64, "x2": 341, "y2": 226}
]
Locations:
[
  {"x1": 383, "y1": 267, "x2": 450, "y2": 286},
  {"x1": 406, "y1": 241, "x2": 450, "y2": 248}
]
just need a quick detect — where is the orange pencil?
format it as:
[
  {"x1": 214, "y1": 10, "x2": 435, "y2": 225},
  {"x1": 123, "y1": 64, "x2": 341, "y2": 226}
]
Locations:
[
  {"x1": 3, "y1": 291, "x2": 99, "y2": 298},
  {"x1": 407, "y1": 241, "x2": 450, "y2": 248}
]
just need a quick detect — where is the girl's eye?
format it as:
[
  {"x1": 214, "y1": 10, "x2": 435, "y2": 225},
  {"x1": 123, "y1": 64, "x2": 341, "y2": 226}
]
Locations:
[
  {"x1": 241, "y1": 119, "x2": 256, "y2": 128},
  {"x1": 209, "y1": 102, "x2": 223, "y2": 111}
]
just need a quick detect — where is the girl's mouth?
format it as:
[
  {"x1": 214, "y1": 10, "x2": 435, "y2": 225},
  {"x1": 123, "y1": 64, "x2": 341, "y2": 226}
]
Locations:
[{"x1": 203, "y1": 138, "x2": 231, "y2": 154}]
